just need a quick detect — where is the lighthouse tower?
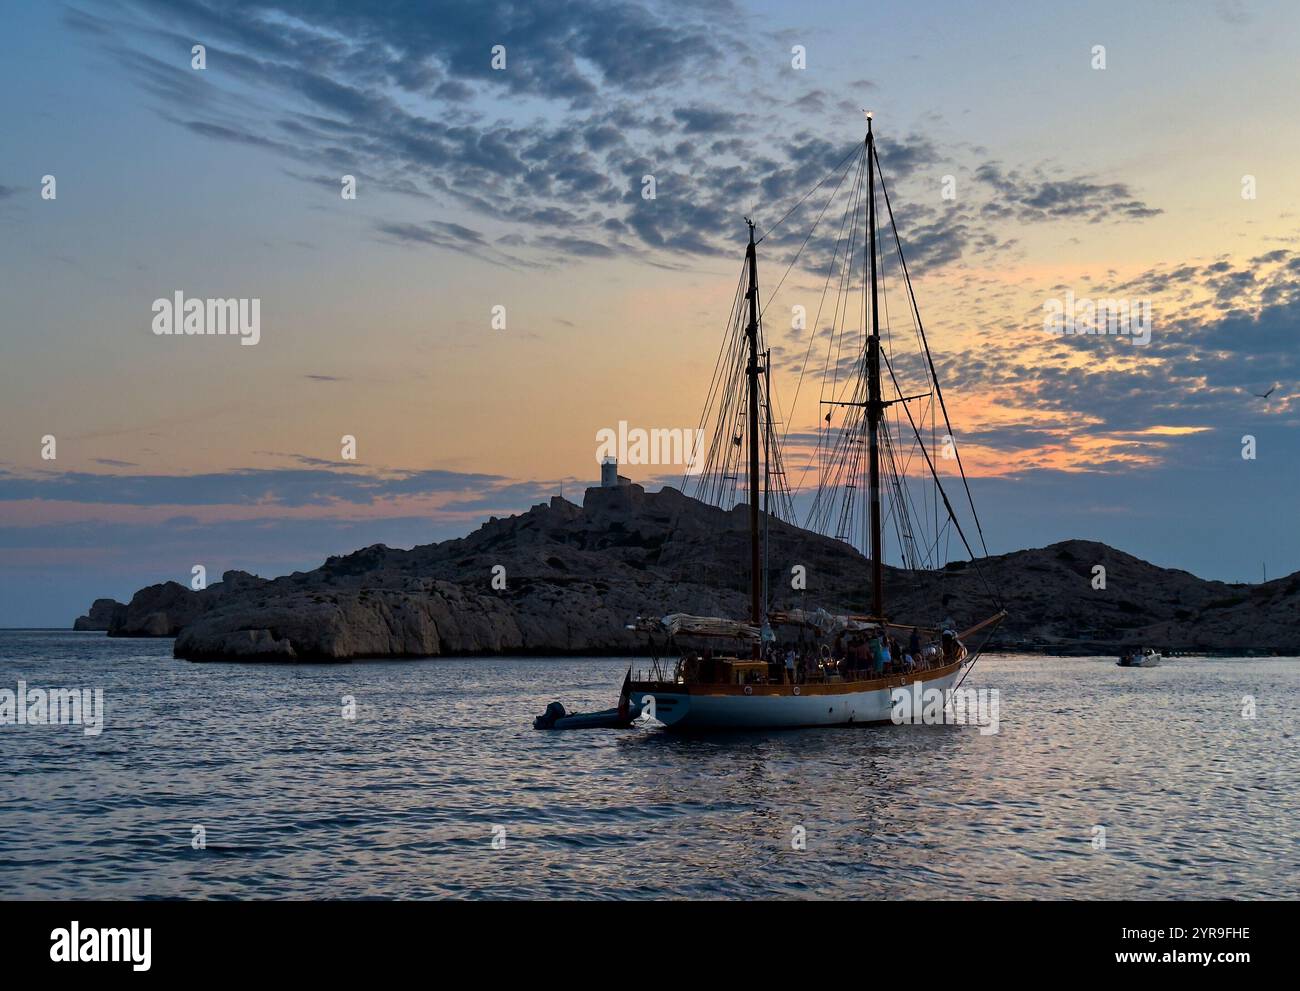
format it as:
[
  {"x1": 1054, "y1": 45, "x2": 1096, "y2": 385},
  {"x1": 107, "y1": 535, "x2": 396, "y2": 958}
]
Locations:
[{"x1": 600, "y1": 457, "x2": 630, "y2": 488}]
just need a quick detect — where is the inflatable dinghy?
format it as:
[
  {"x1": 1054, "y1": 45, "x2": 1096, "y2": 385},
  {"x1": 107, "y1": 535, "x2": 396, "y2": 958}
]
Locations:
[{"x1": 533, "y1": 700, "x2": 643, "y2": 730}]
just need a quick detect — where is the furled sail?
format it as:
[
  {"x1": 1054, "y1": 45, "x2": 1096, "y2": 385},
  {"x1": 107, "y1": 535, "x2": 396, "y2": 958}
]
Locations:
[{"x1": 633, "y1": 613, "x2": 762, "y2": 641}]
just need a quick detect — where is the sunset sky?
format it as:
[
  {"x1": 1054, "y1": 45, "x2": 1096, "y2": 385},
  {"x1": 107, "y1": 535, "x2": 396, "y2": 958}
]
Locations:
[{"x1": 3, "y1": 0, "x2": 1299, "y2": 626}]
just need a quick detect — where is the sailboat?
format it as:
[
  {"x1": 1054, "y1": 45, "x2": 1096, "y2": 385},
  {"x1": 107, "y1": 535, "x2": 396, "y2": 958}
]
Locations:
[{"x1": 623, "y1": 117, "x2": 1006, "y2": 730}]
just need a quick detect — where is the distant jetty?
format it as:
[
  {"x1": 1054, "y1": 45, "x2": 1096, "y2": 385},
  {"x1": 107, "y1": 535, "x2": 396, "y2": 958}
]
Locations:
[{"x1": 76, "y1": 484, "x2": 1300, "y2": 660}]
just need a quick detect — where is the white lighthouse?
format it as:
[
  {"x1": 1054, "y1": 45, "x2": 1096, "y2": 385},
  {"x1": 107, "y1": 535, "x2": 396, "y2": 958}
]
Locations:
[{"x1": 600, "y1": 457, "x2": 630, "y2": 488}]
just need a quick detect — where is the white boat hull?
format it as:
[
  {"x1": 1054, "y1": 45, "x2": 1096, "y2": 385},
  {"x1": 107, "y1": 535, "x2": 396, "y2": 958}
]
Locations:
[
  {"x1": 631, "y1": 662, "x2": 966, "y2": 730},
  {"x1": 1118, "y1": 652, "x2": 1162, "y2": 668}
]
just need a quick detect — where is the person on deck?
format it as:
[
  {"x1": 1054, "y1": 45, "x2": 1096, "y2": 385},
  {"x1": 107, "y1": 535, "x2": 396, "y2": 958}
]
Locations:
[
  {"x1": 872, "y1": 635, "x2": 888, "y2": 675},
  {"x1": 909, "y1": 627, "x2": 921, "y2": 658},
  {"x1": 784, "y1": 648, "x2": 797, "y2": 685}
]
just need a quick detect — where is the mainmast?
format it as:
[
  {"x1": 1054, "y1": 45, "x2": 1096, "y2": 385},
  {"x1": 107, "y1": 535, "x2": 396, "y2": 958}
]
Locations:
[
  {"x1": 744, "y1": 219, "x2": 763, "y2": 637},
  {"x1": 865, "y1": 117, "x2": 884, "y2": 619},
  {"x1": 762, "y1": 346, "x2": 773, "y2": 621}
]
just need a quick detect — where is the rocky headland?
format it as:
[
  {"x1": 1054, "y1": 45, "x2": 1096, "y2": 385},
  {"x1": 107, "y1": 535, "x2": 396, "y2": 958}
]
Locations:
[{"x1": 77, "y1": 484, "x2": 1300, "y2": 660}]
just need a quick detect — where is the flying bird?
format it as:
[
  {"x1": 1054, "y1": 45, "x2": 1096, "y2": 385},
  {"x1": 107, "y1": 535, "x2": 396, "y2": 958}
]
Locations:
[{"x1": 1253, "y1": 385, "x2": 1277, "y2": 399}]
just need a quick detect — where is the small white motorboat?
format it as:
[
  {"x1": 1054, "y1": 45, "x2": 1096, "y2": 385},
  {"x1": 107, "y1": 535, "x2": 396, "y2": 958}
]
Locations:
[{"x1": 1117, "y1": 648, "x2": 1162, "y2": 668}]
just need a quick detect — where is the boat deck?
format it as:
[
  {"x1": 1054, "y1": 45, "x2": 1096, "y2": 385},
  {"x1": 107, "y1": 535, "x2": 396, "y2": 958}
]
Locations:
[{"x1": 631, "y1": 656, "x2": 964, "y2": 697}]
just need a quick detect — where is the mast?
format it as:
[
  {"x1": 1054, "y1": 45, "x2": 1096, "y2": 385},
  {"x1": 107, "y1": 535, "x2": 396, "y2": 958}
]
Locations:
[
  {"x1": 865, "y1": 117, "x2": 884, "y2": 618},
  {"x1": 744, "y1": 219, "x2": 763, "y2": 635},
  {"x1": 763, "y1": 346, "x2": 772, "y2": 619}
]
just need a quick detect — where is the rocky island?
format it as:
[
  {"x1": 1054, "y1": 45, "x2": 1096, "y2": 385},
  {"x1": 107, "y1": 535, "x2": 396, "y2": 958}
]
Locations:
[{"x1": 76, "y1": 484, "x2": 1300, "y2": 660}]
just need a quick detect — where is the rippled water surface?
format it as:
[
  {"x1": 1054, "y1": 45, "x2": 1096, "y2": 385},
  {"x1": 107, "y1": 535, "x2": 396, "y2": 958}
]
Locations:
[{"x1": 2, "y1": 630, "x2": 1297, "y2": 899}]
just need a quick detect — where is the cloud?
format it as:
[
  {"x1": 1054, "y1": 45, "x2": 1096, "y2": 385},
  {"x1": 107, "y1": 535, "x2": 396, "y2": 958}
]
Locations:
[
  {"x1": 376, "y1": 220, "x2": 485, "y2": 249},
  {"x1": 374, "y1": 218, "x2": 538, "y2": 267},
  {"x1": 179, "y1": 118, "x2": 287, "y2": 151},
  {"x1": 436, "y1": 480, "x2": 558, "y2": 511},
  {"x1": 1216, "y1": 0, "x2": 1253, "y2": 24},
  {"x1": 533, "y1": 234, "x2": 617, "y2": 258},
  {"x1": 975, "y1": 163, "x2": 1162, "y2": 224},
  {"x1": 77, "y1": 0, "x2": 1137, "y2": 274},
  {"x1": 0, "y1": 466, "x2": 512, "y2": 508},
  {"x1": 923, "y1": 251, "x2": 1300, "y2": 474},
  {"x1": 673, "y1": 107, "x2": 739, "y2": 134}
]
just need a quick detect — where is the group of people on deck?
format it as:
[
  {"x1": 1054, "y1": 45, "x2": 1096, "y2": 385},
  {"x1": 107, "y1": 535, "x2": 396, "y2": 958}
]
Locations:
[{"x1": 764, "y1": 626, "x2": 955, "y2": 684}]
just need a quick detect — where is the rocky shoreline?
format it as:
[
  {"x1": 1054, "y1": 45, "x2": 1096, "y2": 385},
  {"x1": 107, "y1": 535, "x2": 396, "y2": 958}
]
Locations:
[{"x1": 76, "y1": 484, "x2": 1300, "y2": 660}]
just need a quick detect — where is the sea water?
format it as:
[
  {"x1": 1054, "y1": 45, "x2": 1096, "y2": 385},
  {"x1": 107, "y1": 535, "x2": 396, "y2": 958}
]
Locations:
[{"x1": 1, "y1": 630, "x2": 1296, "y2": 899}]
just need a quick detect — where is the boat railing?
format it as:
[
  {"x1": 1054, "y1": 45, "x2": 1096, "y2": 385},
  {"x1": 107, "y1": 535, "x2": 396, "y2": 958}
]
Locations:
[{"x1": 632, "y1": 648, "x2": 961, "y2": 688}]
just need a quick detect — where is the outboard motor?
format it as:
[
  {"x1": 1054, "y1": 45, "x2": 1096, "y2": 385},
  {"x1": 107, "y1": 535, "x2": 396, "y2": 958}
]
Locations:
[{"x1": 533, "y1": 701, "x2": 567, "y2": 730}]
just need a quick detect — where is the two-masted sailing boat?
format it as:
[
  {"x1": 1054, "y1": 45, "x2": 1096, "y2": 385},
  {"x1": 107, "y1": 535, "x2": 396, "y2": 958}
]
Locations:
[{"x1": 622, "y1": 117, "x2": 1005, "y2": 729}]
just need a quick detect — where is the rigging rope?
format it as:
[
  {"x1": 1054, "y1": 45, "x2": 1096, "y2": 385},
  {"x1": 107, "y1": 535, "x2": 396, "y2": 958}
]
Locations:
[
  {"x1": 685, "y1": 127, "x2": 1005, "y2": 617},
  {"x1": 872, "y1": 141, "x2": 993, "y2": 562},
  {"x1": 755, "y1": 143, "x2": 863, "y2": 246}
]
